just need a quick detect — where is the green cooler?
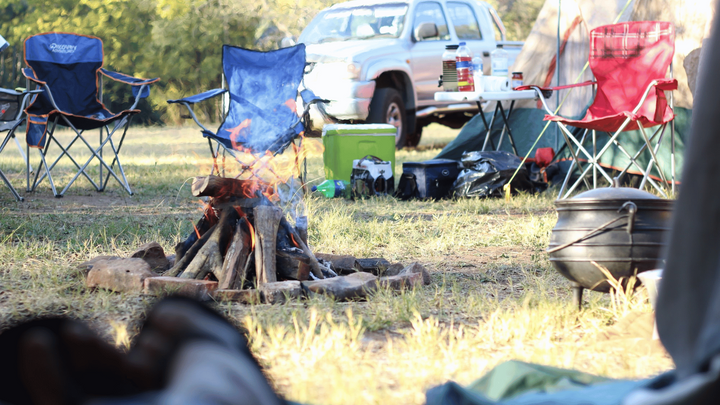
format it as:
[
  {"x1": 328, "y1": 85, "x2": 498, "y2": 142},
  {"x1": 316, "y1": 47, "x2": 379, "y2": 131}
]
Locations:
[{"x1": 322, "y1": 124, "x2": 397, "y2": 182}]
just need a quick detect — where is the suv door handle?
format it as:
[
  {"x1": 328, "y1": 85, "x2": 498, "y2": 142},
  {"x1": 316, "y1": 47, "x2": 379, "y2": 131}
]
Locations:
[{"x1": 483, "y1": 51, "x2": 490, "y2": 57}]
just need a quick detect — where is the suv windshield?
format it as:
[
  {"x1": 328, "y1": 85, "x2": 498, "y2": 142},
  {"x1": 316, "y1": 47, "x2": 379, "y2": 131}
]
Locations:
[{"x1": 300, "y1": 3, "x2": 408, "y2": 44}]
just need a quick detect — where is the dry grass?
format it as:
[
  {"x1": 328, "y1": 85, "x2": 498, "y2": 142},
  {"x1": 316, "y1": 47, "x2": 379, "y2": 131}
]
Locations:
[{"x1": 0, "y1": 124, "x2": 673, "y2": 404}]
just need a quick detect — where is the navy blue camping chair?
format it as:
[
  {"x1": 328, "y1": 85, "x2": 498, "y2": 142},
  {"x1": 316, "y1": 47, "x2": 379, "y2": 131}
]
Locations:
[
  {"x1": 22, "y1": 32, "x2": 159, "y2": 197},
  {"x1": 168, "y1": 44, "x2": 326, "y2": 178}
]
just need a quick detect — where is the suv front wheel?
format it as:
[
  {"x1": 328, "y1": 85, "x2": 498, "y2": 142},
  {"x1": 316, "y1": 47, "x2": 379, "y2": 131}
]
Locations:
[{"x1": 367, "y1": 87, "x2": 407, "y2": 148}]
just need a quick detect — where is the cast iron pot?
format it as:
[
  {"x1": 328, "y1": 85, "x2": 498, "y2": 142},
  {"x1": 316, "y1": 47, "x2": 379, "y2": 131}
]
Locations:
[{"x1": 547, "y1": 187, "x2": 673, "y2": 306}]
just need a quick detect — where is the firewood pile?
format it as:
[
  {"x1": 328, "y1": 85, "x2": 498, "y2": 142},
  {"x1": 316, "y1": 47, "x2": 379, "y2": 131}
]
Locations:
[
  {"x1": 168, "y1": 175, "x2": 331, "y2": 288},
  {"x1": 79, "y1": 175, "x2": 431, "y2": 304}
]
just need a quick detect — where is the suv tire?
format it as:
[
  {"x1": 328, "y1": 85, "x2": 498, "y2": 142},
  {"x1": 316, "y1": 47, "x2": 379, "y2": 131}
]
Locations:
[{"x1": 367, "y1": 87, "x2": 407, "y2": 148}]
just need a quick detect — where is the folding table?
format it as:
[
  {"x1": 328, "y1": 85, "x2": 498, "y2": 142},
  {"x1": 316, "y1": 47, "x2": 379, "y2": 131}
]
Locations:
[{"x1": 434, "y1": 90, "x2": 537, "y2": 155}]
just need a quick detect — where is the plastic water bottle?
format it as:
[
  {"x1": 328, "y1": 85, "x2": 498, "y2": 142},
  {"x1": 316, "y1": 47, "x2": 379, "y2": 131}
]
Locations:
[
  {"x1": 455, "y1": 42, "x2": 474, "y2": 92},
  {"x1": 311, "y1": 180, "x2": 350, "y2": 198},
  {"x1": 491, "y1": 44, "x2": 509, "y2": 78},
  {"x1": 472, "y1": 56, "x2": 484, "y2": 93}
]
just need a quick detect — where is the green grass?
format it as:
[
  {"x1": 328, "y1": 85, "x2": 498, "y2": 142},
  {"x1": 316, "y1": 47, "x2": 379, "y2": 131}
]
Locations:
[{"x1": 0, "y1": 124, "x2": 672, "y2": 404}]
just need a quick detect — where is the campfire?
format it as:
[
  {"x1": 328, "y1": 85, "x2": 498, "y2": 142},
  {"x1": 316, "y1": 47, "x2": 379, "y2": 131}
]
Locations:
[
  {"x1": 166, "y1": 175, "x2": 333, "y2": 288},
  {"x1": 81, "y1": 139, "x2": 431, "y2": 303}
]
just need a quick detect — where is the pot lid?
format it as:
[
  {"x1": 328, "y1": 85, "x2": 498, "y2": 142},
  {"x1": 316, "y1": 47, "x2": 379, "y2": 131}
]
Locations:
[{"x1": 569, "y1": 187, "x2": 660, "y2": 201}]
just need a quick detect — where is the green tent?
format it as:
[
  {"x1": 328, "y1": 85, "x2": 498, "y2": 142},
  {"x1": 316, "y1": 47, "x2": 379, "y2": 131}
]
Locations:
[{"x1": 434, "y1": 107, "x2": 691, "y2": 186}]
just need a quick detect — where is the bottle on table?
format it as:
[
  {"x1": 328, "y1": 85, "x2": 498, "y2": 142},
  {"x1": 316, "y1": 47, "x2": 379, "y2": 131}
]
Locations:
[
  {"x1": 455, "y1": 42, "x2": 474, "y2": 92},
  {"x1": 441, "y1": 45, "x2": 459, "y2": 92},
  {"x1": 491, "y1": 44, "x2": 509, "y2": 78},
  {"x1": 472, "y1": 56, "x2": 484, "y2": 93},
  {"x1": 511, "y1": 71, "x2": 524, "y2": 89},
  {"x1": 311, "y1": 180, "x2": 350, "y2": 198}
]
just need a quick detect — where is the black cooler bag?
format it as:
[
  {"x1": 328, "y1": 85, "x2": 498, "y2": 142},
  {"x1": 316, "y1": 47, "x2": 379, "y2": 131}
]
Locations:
[{"x1": 400, "y1": 159, "x2": 460, "y2": 199}]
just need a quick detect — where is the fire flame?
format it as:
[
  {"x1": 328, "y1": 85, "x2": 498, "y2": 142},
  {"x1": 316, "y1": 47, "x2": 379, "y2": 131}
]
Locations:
[
  {"x1": 247, "y1": 219, "x2": 256, "y2": 250},
  {"x1": 193, "y1": 223, "x2": 201, "y2": 239}
]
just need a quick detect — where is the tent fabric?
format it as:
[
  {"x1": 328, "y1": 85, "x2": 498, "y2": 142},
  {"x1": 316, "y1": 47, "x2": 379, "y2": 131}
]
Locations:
[
  {"x1": 214, "y1": 44, "x2": 306, "y2": 154},
  {"x1": 545, "y1": 22, "x2": 676, "y2": 133},
  {"x1": 425, "y1": 360, "x2": 649, "y2": 405}
]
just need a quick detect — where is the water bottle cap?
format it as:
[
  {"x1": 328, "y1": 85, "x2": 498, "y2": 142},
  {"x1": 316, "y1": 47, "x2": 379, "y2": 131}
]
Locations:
[
  {"x1": 497, "y1": 44, "x2": 504, "y2": 48},
  {"x1": 311, "y1": 185, "x2": 318, "y2": 192},
  {"x1": 459, "y1": 41, "x2": 466, "y2": 46}
]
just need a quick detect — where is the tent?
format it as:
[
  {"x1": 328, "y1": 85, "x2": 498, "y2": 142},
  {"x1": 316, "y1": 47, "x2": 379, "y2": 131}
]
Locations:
[{"x1": 435, "y1": 0, "x2": 714, "y2": 186}]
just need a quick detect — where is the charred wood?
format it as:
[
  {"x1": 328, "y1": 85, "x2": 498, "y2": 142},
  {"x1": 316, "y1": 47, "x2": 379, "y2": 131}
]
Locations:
[
  {"x1": 218, "y1": 218, "x2": 251, "y2": 289},
  {"x1": 254, "y1": 205, "x2": 283, "y2": 285},
  {"x1": 180, "y1": 209, "x2": 239, "y2": 280},
  {"x1": 165, "y1": 223, "x2": 217, "y2": 277}
]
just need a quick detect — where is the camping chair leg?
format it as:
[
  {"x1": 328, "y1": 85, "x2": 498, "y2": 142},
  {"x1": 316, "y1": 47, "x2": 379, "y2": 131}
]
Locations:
[
  {"x1": 637, "y1": 122, "x2": 669, "y2": 186},
  {"x1": 638, "y1": 124, "x2": 669, "y2": 193},
  {"x1": 563, "y1": 163, "x2": 595, "y2": 199},
  {"x1": 557, "y1": 129, "x2": 589, "y2": 198},
  {"x1": 610, "y1": 130, "x2": 667, "y2": 197},
  {"x1": 0, "y1": 132, "x2": 23, "y2": 201},
  {"x1": 558, "y1": 124, "x2": 593, "y2": 191},
  {"x1": 208, "y1": 138, "x2": 219, "y2": 176},
  {"x1": 670, "y1": 118, "x2": 676, "y2": 195},
  {"x1": 99, "y1": 127, "x2": 103, "y2": 189},
  {"x1": 13, "y1": 135, "x2": 32, "y2": 174},
  {"x1": 101, "y1": 118, "x2": 133, "y2": 192},
  {"x1": 62, "y1": 116, "x2": 132, "y2": 196},
  {"x1": 592, "y1": 130, "x2": 597, "y2": 189}
]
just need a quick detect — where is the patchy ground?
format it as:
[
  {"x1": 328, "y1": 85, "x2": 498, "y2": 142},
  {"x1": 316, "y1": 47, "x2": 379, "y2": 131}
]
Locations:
[{"x1": 0, "y1": 126, "x2": 672, "y2": 404}]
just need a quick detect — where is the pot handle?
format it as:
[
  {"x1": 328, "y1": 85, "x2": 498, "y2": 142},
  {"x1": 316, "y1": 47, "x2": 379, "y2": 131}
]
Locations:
[{"x1": 618, "y1": 201, "x2": 637, "y2": 235}]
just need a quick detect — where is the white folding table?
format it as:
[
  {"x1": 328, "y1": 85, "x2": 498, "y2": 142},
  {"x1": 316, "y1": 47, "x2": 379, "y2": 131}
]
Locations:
[{"x1": 434, "y1": 90, "x2": 537, "y2": 155}]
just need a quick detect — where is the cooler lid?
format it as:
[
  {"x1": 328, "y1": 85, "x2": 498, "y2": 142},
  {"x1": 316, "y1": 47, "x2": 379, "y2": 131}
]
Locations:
[
  {"x1": 403, "y1": 159, "x2": 459, "y2": 168},
  {"x1": 322, "y1": 123, "x2": 397, "y2": 137}
]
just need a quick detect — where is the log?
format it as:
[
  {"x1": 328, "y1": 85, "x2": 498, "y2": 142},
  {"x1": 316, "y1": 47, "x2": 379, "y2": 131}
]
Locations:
[
  {"x1": 253, "y1": 190, "x2": 326, "y2": 280},
  {"x1": 192, "y1": 175, "x2": 262, "y2": 199},
  {"x1": 296, "y1": 216, "x2": 311, "y2": 281},
  {"x1": 279, "y1": 218, "x2": 325, "y2": 279},
  {"x1": 217, "y1": 218, "x2": 251, "y2": 289},
  {"x1": 254, "y1": 205, "x2": 283, "y2": 285},
  {"x1": 164, "y1": 223, "x2": 217, "y2": 277},
  {"x1": 175, "y1": 214, "x2": 216, "y2": 263},
  {"x1": 180, "y1": 208, "x2": 238, "y2": 280}
]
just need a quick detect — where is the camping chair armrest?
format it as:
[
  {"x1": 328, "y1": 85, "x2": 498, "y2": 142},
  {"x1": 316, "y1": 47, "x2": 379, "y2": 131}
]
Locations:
[
  {"x1": 100, "y1": 69, "x2": 160, "y2": 106},
  {"x1": 167, "y1": 89, "x2": 227, "y2": 105},
  {"x1": 167, "y1": 100, "x2": 213, "y2": 135},
  {"x1": 655, "y1": 78, "x2": 678, "y2": 91},
  {"x1": 299, "y1": 89, "x2": 330, "y2": 118},
  {"x1": 100, "y1": 69, "x2": 160, "y2": 87}
]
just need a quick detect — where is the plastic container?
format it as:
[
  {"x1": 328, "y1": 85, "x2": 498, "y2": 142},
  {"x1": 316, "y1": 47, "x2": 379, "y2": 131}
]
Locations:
[
  {"x1": 491, "y1": 44, "x2": 509, "y2": 77},
  {"x1": 472, "y1": 56, "x2": 484, "y2": 93},
  {"x1": 442, "y1": 45, "x2": 459, "y2": 92},
  {"x1": 311, "y1": 180, "x2": 350, "y2": 198},
  {"x1": 402, "y1": 159, "x2": 461, "y2": 200},
  {"x1": 455, "y1": 42, "x2": 474, "y2": 92},
  {"x1": 322, "y1": 124, "x2": 397, "y2": 183},
  {"x1": 511, "y1": 72, "x2": 523, "y2": 89}
]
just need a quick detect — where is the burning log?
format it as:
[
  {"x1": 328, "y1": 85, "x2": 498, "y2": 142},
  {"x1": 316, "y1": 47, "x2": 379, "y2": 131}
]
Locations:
[
  {"x1": 175, "y1": 212, "x2": 216, "y2": 263},
  {"x1": 165, "y1": 223, "x2": 217, "y2": 277},
  {"x1": 217, "y1": 218, "x2": 251, "y2": 289},
  {"x1": 180, "y1": 208, "x2": 239, "y2": 280},
  {"x1": 192, "y1": 175, "x2": 263, "y2": 199},
  {"x1": 253, "y1": 205, "x2": 283, "y2": 285}
]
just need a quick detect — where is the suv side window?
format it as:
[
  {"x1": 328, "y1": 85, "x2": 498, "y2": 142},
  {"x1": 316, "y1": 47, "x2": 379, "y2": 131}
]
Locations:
[
  {"x1": 413, "y1": 2, "x2": 450, "y2": 41},
  {"x1": 447, "y1": 2, "x2": 482, "y2": 40}
]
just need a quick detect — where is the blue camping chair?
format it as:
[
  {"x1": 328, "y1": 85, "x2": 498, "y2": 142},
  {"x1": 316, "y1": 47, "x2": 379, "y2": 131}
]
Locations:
[
  {"x1": 22, "y1": 32, "x2": 159, "y2": 197},
  {"x1": 168, "y1": 44, "x2": 326, "y2": 179},
  {"x1": 0, "y1": 33, "x2": 42, "y2": 201},
  {"x1": 0, "y1": 87, "x2": 42, "y2": 201}
]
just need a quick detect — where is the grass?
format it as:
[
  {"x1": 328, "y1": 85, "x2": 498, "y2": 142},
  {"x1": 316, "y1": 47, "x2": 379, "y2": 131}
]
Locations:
[{"x1": 0, "y1": 123, "x2": 673, "y2": 404}]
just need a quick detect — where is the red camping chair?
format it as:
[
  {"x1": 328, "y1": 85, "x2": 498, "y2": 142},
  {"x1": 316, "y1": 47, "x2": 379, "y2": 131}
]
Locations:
[{"x1": 524, "y1": 21, "x2": 677, "y2": 199}]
